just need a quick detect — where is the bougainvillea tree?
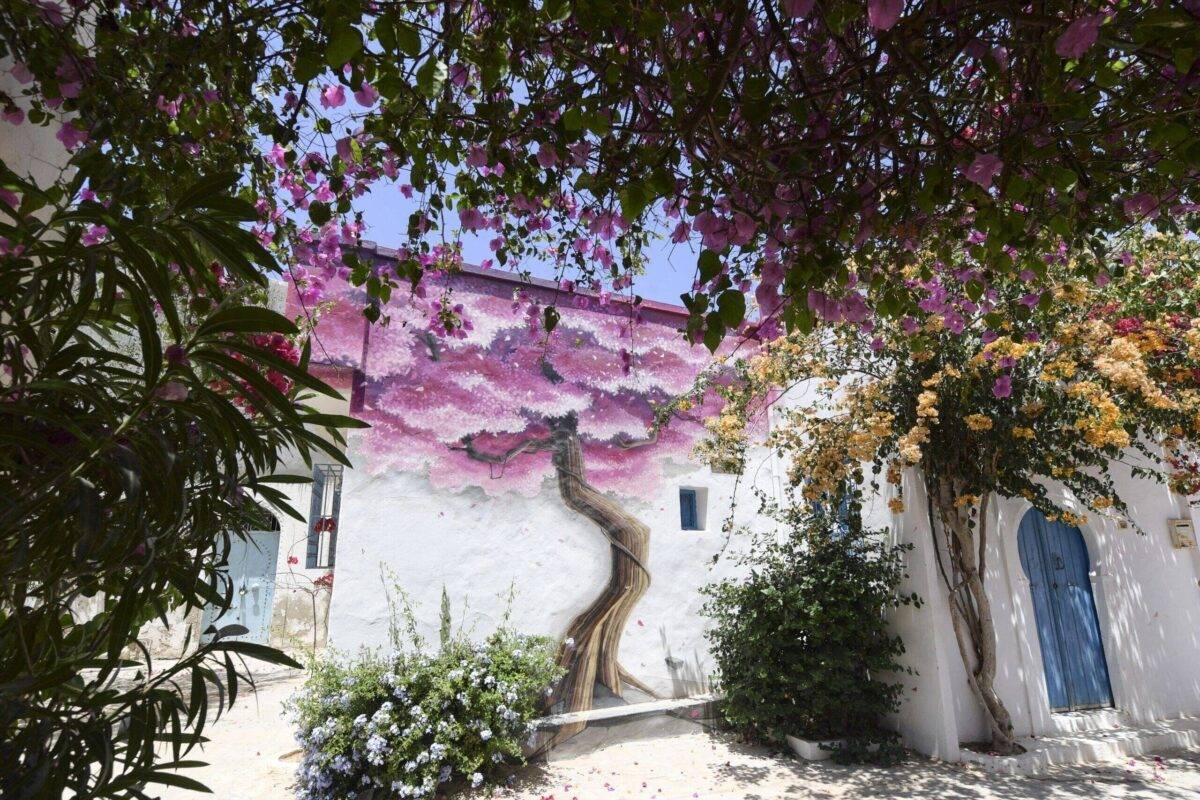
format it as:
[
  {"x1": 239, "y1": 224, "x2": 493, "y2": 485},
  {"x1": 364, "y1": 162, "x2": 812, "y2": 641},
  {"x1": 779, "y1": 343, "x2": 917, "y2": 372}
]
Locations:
[
  {"x1": 692, "y1": 232, "x2": 1200, "y2": 752},
  {"x1": 302, "y1": 266, "x2": 727, "y2": 741},
  {"x1": 5, "y1": 2, "x2": 1200, "y2": 350}
]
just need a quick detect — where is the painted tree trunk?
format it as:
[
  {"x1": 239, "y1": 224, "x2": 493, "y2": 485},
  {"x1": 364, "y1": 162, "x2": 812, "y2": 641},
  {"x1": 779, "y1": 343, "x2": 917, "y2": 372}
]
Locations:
[
  {"x1": 927, "y1": 477, "x2": 1020, "y2": 754},
  {"x1": 546, "y1": 417, "x2": 652, "y2": 742}
]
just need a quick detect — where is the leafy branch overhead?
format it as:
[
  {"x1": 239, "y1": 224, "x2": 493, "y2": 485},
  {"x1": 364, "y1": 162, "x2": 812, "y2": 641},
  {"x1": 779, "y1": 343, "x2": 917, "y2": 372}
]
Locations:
[{"x1": 4, "y1": 2, "x2": 1198, "y2": 350}]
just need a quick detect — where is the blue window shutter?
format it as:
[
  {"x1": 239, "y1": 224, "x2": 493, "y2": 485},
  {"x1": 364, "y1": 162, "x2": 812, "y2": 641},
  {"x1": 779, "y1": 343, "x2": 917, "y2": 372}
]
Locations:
[
  {"x1": 680, "y1": 489, "x2": 698, "y2": 530},
  {"x1": 835, "y1": 491, "x2": 851, "y2": 537},
  {"x1": 326, "y1": 472, "x2": 342, "y2": 568},
  {"x1": 306, "y1": 467, "x2": 327, "y2": 568}
]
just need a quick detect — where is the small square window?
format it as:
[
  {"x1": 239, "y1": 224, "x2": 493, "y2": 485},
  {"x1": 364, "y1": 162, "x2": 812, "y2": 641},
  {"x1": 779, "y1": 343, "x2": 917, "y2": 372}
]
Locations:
[{"x1": 680, "y1": 488, "x2": 701, "y2": 531}]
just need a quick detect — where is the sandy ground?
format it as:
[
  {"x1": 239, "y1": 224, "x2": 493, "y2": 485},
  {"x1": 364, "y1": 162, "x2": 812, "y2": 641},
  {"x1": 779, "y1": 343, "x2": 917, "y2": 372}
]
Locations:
[{"x1": 157, "y1": 676, "x2": 1200, "y2": 800}]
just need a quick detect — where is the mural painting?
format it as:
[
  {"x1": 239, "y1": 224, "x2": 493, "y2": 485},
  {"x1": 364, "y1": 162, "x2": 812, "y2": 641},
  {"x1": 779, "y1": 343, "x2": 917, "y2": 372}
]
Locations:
[{"x1": 290, "y1": 260, "x2": 735, "y2": 738}]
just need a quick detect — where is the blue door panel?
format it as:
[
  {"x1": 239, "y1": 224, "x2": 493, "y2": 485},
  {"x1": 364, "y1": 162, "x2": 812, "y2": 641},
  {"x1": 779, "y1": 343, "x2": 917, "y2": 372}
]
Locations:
[
  {"x1": 1062, "y1": 532, "x2": 1113, "y2": 708},
  {"x1": 1018, "y1": 519, "x2": 1069, "y2": 710},
  {"x1": 1018, "y1": 510, "x2": 1113, "y2": 712},
  {"x1": 201, "y1": 530, "x2": 280, "y2": 645}
]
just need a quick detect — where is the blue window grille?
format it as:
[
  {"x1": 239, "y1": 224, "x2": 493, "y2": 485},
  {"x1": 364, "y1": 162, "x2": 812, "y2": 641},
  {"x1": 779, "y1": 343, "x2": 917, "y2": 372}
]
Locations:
[
  {"x1": 306, "y1": 464, "x2": 343, "y2": 568},
  {"x1": 679, "y1": 488, "x2": 700, "y2": 530},
  {"x1": 811, "y1": 485, "x2": 853, "y2": 537}
]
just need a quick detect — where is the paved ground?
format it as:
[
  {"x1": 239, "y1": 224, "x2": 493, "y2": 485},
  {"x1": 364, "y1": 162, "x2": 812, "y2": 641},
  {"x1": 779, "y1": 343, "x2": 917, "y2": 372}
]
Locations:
[{"x1": 159, "y1": 676, "x2": 1200, "y2": 800}]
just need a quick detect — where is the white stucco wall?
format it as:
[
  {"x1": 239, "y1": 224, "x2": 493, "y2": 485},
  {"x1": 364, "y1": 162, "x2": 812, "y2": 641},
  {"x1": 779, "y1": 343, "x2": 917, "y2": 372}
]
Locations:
[
  {"x1": 886, "y1": 456, "x2": 1200, "y2": 755},
  {"x1": 325, "y1": 435, "x2": 776, "y2": 698},
  {"x1": 1, "y1": 58, "x2": 71, "y2": 188}
]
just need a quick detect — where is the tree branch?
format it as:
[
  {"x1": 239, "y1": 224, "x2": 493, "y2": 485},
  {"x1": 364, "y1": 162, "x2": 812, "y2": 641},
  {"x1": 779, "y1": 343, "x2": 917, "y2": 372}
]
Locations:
[{"x1": 450, "y1": 434, "x2": 555, "y2": 466}]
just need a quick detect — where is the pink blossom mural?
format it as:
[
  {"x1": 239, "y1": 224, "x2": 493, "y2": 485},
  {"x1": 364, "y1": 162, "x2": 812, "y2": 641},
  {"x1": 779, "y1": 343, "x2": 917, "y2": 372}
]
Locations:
[{"x1": 289, "y1": 259, "x2": 731, "y2": 740}]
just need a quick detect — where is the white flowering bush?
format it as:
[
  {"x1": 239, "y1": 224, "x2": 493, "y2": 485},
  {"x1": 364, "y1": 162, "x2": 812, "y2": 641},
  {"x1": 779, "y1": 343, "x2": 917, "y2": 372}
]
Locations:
[{"x1": 288, "y1": 630, "x2": 562, "y2": 799}]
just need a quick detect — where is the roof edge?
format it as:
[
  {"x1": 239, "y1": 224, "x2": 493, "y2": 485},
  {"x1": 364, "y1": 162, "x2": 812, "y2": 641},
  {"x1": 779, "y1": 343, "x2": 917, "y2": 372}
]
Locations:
[{"x1": 357, "y1": 240, "x2": 692, "y2": 320}]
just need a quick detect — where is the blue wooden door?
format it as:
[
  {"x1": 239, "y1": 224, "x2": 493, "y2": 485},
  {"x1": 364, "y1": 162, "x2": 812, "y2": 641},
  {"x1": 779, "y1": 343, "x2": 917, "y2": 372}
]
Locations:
[
  {"x1": 1017, "y1": 510, "x2": 1113, "y2": 711},
  {"x1": 200, "y1": 530, "x2": 280, "y2": 645}
]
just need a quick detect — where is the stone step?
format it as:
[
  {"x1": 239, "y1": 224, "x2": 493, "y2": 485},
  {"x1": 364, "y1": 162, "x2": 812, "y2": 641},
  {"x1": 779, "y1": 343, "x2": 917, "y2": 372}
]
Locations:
[
  {"x1": 1043, "y1": 707, "x2": 1128, "y2": 734},
  {"x1": 960, "y1": 716, "x2": 1200, "y2": 775}
]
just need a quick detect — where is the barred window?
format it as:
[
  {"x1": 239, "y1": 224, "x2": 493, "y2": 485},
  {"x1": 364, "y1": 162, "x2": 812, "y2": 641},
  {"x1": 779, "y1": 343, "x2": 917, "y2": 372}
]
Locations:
[{"x1": 306, "y1": 464, "x2": 343, "y2": 568}]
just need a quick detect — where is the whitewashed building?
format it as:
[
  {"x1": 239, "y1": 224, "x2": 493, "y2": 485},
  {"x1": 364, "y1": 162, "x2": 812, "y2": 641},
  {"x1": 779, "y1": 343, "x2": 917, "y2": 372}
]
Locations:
[{"x1": 226, "y1": 250, "x2": 1200, "y2": 767}]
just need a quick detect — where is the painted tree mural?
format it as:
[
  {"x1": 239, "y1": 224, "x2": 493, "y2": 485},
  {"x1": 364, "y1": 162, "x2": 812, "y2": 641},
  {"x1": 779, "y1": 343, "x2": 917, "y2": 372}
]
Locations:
[{"x1": 292, "y1": 265, "x2": 728, "y2": 739}]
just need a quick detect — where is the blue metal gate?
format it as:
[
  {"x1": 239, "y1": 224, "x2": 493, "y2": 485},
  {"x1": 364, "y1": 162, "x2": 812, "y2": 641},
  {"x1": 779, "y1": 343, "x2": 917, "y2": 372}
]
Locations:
[
  {"x1": 200, "y1": 530, "x2": 281, "y2": 645},
  {"x1": 1017, "y1": 509, "x2": 1113, "y2": 711}
]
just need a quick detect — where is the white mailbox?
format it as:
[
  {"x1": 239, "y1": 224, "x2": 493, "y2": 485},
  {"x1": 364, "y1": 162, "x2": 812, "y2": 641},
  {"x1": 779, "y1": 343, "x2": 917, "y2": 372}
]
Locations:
[{"x1": 1168, "y1": 518, "x2": 1197, "y2": 549}]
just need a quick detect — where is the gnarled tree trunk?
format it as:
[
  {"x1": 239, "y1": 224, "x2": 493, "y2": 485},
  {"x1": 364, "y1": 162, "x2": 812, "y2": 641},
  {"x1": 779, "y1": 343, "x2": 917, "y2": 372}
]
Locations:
[
  {"x1": 453, "y1": 414, "x2": 656, "y2": 745},
  {"x1": 546, "y1": 416, "x2": 654, "y2": 741},
  {"x1": 925, "y1": 473, "x2": 1021, "y2": 754}
]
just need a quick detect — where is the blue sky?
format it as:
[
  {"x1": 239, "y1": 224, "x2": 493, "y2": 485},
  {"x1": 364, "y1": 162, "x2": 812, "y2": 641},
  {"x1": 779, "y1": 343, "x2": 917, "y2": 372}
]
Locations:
[{"x1": 354, "y1": 187, "x2": 699, "y2": 307}]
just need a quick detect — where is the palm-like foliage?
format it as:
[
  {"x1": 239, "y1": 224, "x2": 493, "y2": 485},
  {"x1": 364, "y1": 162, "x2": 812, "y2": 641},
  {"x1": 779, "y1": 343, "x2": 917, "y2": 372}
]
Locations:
[{"x1": 0, "y1": 158, "x2": 363, "y2": 798}]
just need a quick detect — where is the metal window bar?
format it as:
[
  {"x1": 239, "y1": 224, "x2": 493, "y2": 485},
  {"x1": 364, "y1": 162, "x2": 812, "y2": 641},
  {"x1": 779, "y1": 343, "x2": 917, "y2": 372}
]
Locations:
[{"x1": 306, "y1": 464, "x2": 343, "y2": 568}]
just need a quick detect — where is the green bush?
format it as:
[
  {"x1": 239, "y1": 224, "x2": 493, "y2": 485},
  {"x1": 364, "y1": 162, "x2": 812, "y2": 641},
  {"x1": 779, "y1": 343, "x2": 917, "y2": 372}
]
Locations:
[
  {"x1": 702, "y1": 494, "x2": 919, "y2": 761},
  {"x1": 288, "y1": 629, "x2": 562, "y2": 799}
]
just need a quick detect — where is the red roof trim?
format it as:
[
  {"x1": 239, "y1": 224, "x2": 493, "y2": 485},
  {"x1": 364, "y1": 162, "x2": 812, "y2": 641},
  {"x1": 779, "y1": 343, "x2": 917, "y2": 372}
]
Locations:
[{"x1": 357, "y1": 240, "x2": 692, "y2": 320}]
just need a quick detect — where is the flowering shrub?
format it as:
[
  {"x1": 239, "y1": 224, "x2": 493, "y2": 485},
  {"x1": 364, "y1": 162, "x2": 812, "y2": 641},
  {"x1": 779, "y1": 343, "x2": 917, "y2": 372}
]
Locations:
[
  {"x1": 289, "y1": 630, "x2": 562, "y2": 799},
  {"x1": 703, "y1": 493, "x2": 917, "y2": 763},
  {"x1": 690, "y1": 231, "x2": 1200, "y2": 754}
]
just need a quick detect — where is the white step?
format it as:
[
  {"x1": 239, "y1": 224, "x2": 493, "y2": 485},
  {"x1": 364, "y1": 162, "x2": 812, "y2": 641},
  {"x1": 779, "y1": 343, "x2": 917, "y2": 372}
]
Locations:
[
  {"x1": 533, "y1": 694, "x2": 718, "y2": 729},
  {"x1": 960, "y1": 716, "x2": 1200, "y2": 775}
]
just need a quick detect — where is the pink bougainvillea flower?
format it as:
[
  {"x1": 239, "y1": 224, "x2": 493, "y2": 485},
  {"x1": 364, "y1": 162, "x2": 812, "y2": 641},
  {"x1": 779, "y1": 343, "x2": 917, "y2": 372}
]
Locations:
[
  {"x1": 399, "y1": 184, "x2": 413, "y2": 198},
  {"x1": 313, "y1": 182, "x2": 335, "y2": 203},
  {"x1": 55, "y1": 122, "x2": 87, "y2": 150},
  {"x1": 536, "y1": 142, "x2": 558, "y2": 169},
  {"x1": 319, "y1": 84, "x2": 345, "y2": 109},
  {"x1": 1113, "y1": 317, "x2": 1144, "y2": 334},
  {"x1": 266, "y1": 142, "x2": 288, "y2": 168},
  {"x1": 3, "y1": 106, "x2": 25, "y2": 125},
  {"x1": 155, "y1": 94, "x2": 182, "y2": 118},
  {"x1": 993, "y1": 375, "x2": 1013, "y2": 399},
  {"x1": 0, "y1": 188, "x2": 18, "y2": 209},
  {"x1": 782, "y1": 0, "x2": 815, "y2": 18},
  {"x1": 80, "y1": 224, "x2": 108, "y2": 246},
  {"x1": 867, "y1": 0, "x2": 903, "y2": 31},
  {"x1": 1055, "y1": 15, "x2": 1103, "y2": 60},
  {"x1": 36, "y1": 1, "x2": 66, "y2": 26},
  {"x1": 353, "y1": 82, "x2": 379, "y2": 107},
  {"x1": 1122, "y1": 192, "x2": 1157, "y2": 219},
  {"x1": 287, "y1": 555, "x2": 299, "y2": 565},
  {"x1": 1094, "y1": 271, "x2": 1111, "y2": 287},
  {"x1": 155, "y1": 381, "x2": 188, "y2": 402},
  {"x1": 965, "y1": 153, "x2": 1004, "y2": 190},
  {"x1": 11, "y1": 61, "x2": 34, "y2": 84}
]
